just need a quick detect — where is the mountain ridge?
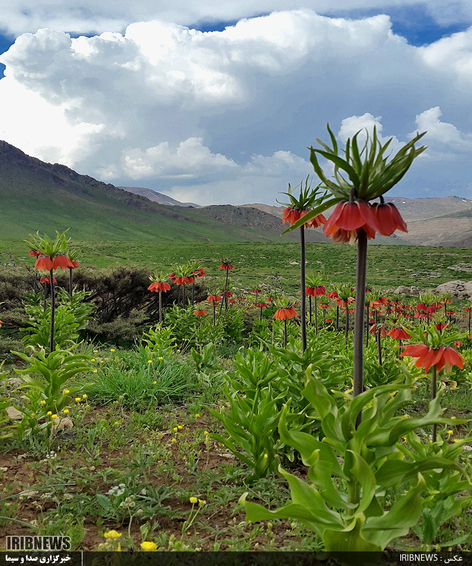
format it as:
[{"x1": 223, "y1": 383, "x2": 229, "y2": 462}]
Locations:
[{"x1": 1, "y1": 140, "x2": 471, "y2": 246}]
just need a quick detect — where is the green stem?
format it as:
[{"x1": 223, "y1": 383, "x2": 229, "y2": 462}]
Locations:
[
  {"x1": 353, "y1": 230, "x2": 367, "y2": 397},
  {"x1": 219, "y1": 270, "x2": 229, "y2": 316},
  {"x1": 345, "y1": 308, "x2": 349, "y2": 345},
  {"x1": 43, "y1": 280, "x2": 48, "y2": 311},
  {"x1": 353, "y1": 229, "x2": 368, "y2": 428},
  {"x1": 49, "y1": 268, "x2": 55, "y2": 353},
  {"x1": 68, "y1": 267, "x2": 73, "y2": 296},
  {"x1": 347, "y1": 480, "x2": 360, "y2": 517},
  {"x1": 377, "y1": 328, "x2": 382, "y2": 366},
  {"x1": 159, "y1": 291, "x2": 162, "y2": 324},
  {"x1": 431, "y1": 366, "x2": 437, "y2": 442},
  {"x1": 300, "y1": 225, "x2": 307, "y2": 352}
]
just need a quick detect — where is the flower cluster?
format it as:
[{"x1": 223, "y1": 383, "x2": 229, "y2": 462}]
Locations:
[
  {"x1": 324, "y1": 198, "x2": 407, "y2": 244},
  {"x1": 273, "y1": 306, "x2": 297, "y2": 320},
  {"x1": 401, "y1": 344, "x2": 464, "y2": 373}
]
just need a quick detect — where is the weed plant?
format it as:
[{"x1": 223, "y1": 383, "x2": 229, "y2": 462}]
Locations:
[{"x1": 86, "y1": 355, "x2": 197, "y2": 409}]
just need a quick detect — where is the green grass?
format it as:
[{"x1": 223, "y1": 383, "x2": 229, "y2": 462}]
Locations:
[
  {"x1": 3, "y1": 239, "x2": 472, "y2": 294},
  {"x1": 86, "y1": 349, "x2": 197, "y2": 410}
]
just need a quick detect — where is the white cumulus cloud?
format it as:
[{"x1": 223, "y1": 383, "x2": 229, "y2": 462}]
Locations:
[
  {"x1": 1, "y1": 0, "x2": 472, "y2": 36},
  {"x1": 0, "y1": 9, "x2": 470, "y2": 203},
  {"x1": 412, "y1": 106, "x2": 472, "y2": 156},
  {"x1": 120, "y1": 137, "x2": 238, "y2": 179}
]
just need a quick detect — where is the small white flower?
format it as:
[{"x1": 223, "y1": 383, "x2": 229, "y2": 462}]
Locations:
[{"x1": 19, "y1": 490, "x2": 38, "y2": 499}]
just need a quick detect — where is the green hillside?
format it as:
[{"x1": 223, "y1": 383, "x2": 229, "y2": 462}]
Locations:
[{"x1": 0, "y1": 141, "x2": 300, "y2": 243}]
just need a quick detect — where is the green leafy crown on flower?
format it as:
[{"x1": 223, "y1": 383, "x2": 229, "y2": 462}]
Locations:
[
  {"x1": 277, "y1": 175, "x2": 328, "y2": 211},
  {"x1": 25, "y1": 230, "x2": 70, "y2": 258},
  {"x1": 336, "y1": 284, "x2": 355, "y2": 302},
  {"x1": 283, "y1": 124, "x2": 427, "y2": 233},
  {"x1": 407, "y1": 323, "x2": 465, "y2": 350},
  {"x1": 149, "y1": 270, "x2": 168, "y2": 282},
  {"x1": 305, "y1": 273, "x2": 324, "y2": 289},
  {"x1": 171, "y1": 261, "x2": 197, "y2": 278}
]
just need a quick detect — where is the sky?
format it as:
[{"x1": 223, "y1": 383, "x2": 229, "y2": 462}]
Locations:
[{"x1": 0, "y1": 1, "x2": 471, "y2": 206}]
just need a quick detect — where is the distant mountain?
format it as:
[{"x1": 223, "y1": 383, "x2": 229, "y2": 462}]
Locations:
[
  {"x1": 0, "y1": 141, "x2": 320, "y2": 243},
  {"x1": 196, "y1": 204, "x2": 328, "y2": 243},
  {"x1": 118, "y1": 186, "x2": 200, "y2": 208},
  {"x1": 241, "y1": 203, "x2": 285, "y2": 218},
  {"x1": 242, "y1": 196, "x2": 472, "y2": 247},
  {"x1": 388, "y1": 196, "x2": 472, "y2": 222},
  {"x1": 1, "y1": 139, "x2": 471, "y2": 246}
]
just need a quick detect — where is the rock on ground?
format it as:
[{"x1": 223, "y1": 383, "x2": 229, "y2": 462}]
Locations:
[{"x1": 433, "y1": 280, "x2": 472, "y2": 299}]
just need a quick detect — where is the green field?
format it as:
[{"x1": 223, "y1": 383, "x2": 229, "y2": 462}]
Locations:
[{"x1": 3, "y1": 238, "x2": 472, "y2": 295}]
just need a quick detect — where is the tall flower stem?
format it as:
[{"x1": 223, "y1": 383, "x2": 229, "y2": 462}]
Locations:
[
  {"x1": 353, "y1": 229, "x2": 368, "y2": 422},
  {"x1": 68, "y1": 267, "x2": 73, "y2": 296},
  {"x1": 219, "y1": 270, "x2": 229, "y2": 316},
  {"x1": 431, "y1": 366, "x2": 437, "y2": 442},
  {"x1": 314, "y1": 295, "x2": 318, "y2": 336},
  {"x1": 309, "y1": 296, "x2": 312, "y2": 324},
  {"x1": 300, "y1": 225, "x2": 307, "y2": 352},
  {"x1": 49, "y1": 268, "x2": 56, "y2": 352},
  {"x1": 159, "y1": 291, "x2": 163, "y2": 324},
  {"x1": 344, "y1": 308, "x2": 349, "y2": 345},
  {"x1": 284, "y1": 319, "x2": 287, "y2": 348},
  {"x1": 43, "y1": 281, "x2": 48, "y2": 311},
  {"x1": 377, "y1": 328, "x2": 383, "y2": 366}
]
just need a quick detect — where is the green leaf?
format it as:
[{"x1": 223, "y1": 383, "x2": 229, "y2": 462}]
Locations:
[
  {"x1": 279, "y1": 405, "x2": 345, "y2": 478},
  {"x1": 348, "y1": 451, "x2": 376, "y2": 514},
  {"x1": 323, "y1": 514, "x2": 382, "y2": 554},
  {"x1": 279, "y1": 467, "x2": 343, "y2": 527},
  {"x1": 364, "y1": 474, "x2": 425, "y2": 549},
  {"x1": 96, "y1": 494, "x2": 112, "y2": 512},
  {"x1": 240, "y1": 479, "x2": 342, "y2": 538},
  {"x1": 315, "y1": 150, "x2": 360, "y2": 188},
  {"x1": 208, "y1": 433, "x2": 253, "y2": 468},
  {"x1": 376, "y1": 457, "x2": 462, "y2": 488}
]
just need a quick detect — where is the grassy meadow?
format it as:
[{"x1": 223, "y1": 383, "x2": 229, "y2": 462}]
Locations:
[
  {"x1": 2, "y1": 236, "x2": 472, "y2": 554},
  {"x1": 2, "y1": 238, "x2": 472, "y2": 293}
]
